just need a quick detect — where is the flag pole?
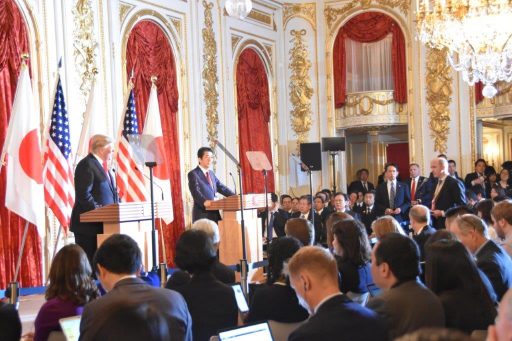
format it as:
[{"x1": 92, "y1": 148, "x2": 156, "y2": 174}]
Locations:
[
  {"x1": 114, "y1": 77, "x2": 135, "y2": 162},
  {"x1": 41, "y1": 69, "x2": 63, "y2": 158},
  {"x1": 7, "y1": 220, "x2": 30, "y2": 308}
]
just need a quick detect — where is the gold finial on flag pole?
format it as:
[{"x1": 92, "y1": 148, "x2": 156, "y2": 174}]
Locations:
[{"x1": 151, "y1": 75, "x2": 157, "y2": 84}]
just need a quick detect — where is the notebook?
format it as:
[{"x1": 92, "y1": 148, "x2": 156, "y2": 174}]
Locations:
[
  {"x1": 59, "y1": 315, "x2": 81, "y2": 341},
  {"x1": 218, "y1": 321, "x2": 274, "y2": 341}
]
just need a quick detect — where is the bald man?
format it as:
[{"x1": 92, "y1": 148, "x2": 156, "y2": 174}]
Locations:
[
  {"x1": 287, "y1": 246, "x2": 387, "y2": 341},
  {"x1": 409, "y1": 205, "x2": 435, "y2": 260},
  {"x1": 429, "y1": 158, "x2": 466, "y2": 229}
]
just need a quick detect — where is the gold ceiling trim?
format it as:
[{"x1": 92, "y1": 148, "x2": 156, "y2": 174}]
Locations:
[
  {"x1": 289, "y1": 29, "x2": 313, "y2": 150},
  {"x1": 202, "y1": 0, "x2": 219, "y2": 149},
  {"x1": 283, "y1": 3, "x2": 316, "y2": 30},
  {"x1": 246, "y1": 8, "x2": 274, "y2": 28},
  {"x1": 73, "y1": 0, "x2": 97, "y2": 99},
  {"x1": 426, "y1": 47, "x2": 452, "y2": 154}
]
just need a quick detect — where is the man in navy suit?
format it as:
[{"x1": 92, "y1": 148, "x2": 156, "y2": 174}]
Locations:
[
  {"x1": 287, "y1": 246, "x2": 387, "y2": 341},
  {"x1": 375, "y1": 163, "x2": 411, "y2": 223},
  {"x1": 71, "y1": 134, "x2": 118, "y2": 265},
  {"x1": 406, "y1": 163, "x2": 431, "y2": 208},
  {"x1": 188, "y1": 147, "x2": 235, "y2": 223}
]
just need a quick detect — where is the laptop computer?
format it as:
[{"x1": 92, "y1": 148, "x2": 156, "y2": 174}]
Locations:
[
  {"x1": 59, "y1": 315, "x2": 81, "y2": 341},
  {"x1": 218, "y1": 321, "x2": 274, "y2": 341}
]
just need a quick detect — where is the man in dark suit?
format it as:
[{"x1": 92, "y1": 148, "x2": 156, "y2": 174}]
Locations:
[
  {"x1": 448, "y1": 159, "x2": 465, "y2": 184},
  {"x1": 406, "y1": 163, "x2": 431, "y2": 207},
  {"x1": 375, "y1": 163, "x2": 411, "y2": 223},
  {"x1": 79, "y1": 234, "x2": 192, "y2": 341},
  {"x1": 409, "y1": 205, "x2": 436, "y2": 260},
  {"x1": 367, "y1": 234, "x2": 445, "y2": 339},
  {"x1": 188, "y1": 147, "x2": 235, "y2": 223},
  {"x1": 465, "y1": 158, "x2": 490, "y2": 198},
  {"x1": 451, "y1": 214, "x2": 512, "y2": 301},
  {"x1": 287, "y1": 246, "x2": 387, "y2": 341},
  {"x1": 430, "y1": 158, "x2": 467, "y2": 229},
  {"x1": 292, "y1": 195, "x2": 322, "y2": 244},
  {"x1": 331, "y1": 192, "x2": 360, "y2": 220},
  {"x1": 259, "y1": 192, "x2": 289, "y2": 239},
  {"x1": 360, "y1": 190, "x2": 378, "y2": 235},
  {"x1": 348, "y1": 168, "x2": 375, "y2": 195},
  {"x1": 70, "y1": 134, "x2": 119, "y2": 265}
]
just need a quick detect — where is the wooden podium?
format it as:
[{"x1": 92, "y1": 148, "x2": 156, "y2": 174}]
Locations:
[
  {"x1": 80, "y1": 201, "x2": 171, "y2": 269},
  {"x1": 208, "y1": 194, "x2": 269, "y2": 267}
]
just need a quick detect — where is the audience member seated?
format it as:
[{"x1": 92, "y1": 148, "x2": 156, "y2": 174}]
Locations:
[
  {"x1": 332, "y1": 219, "x2": 373, "y2": 304},
  {"x1": 246, "y1": 237, "x2": 308, "y2": 323},
  {"x1": 492, "y1": 200, "x2": 512, "y2": 257},
  {"x1": 332, "y1": 192, "x2": 360, "y2": 219},
  {"x1": 280, "y1": 194, "x2": 293, "y2": 214},
  {"x1": 325, "y1": 212, "x2": 354, "y2": 251},
  {"x1": 348, "y1": 168, "x2": 375, "y2": 195},
  {"x1": 286, "y1": 246, "x2": 387, "y2": 341},
  {"x1": 86, "y1": 301, "x2": 171, "y2": 341},
  {"x1": 425, "y1": 239, "x2": 497, "y2": 333},
  {"x1": 313, "y1": 195, "x2": 329, "y2": 232},
  {"x1": 360, "y1": 190, "x2": 378, "y2": 235},
  {"x1": 487, "y1": 288, "x2": 512, "y2": 341},
  {"x1": 79, "y1": 234, "x2": 192, "y2": 341},
  {"x1": 34, "y1": 244, "x2": 99, "y2": 341},
  {"x1": 167, "y1": 219, "x2": 235, "y2": 286},
  {"x1": 475, "y1": 199, "x2": 499, "y2": 240},
  {"x1": 371, "y1": 216, "x2": 406, "y2": 241},
  {"x1": 444, "y1": 205, "x2": 473, "y2": 230},
  {"x1": 291, "y1": 197, "x2": 300, "y2": 214},
  {"x1": 395, "y1": 327, "x2": 472, "y2": 341},
  {"x1": 375, "y1": 163, "x2": 411, "y2": 223},
  {"x1": 0, "y1": 301, "x2": 21, "y2": 341},
  {"x1": 451, "y1": 214, "x2": 512, "y2": 301},
  {"x1": 465, "y1": 159, "x2": 491, "y2": 199},
  {"x1": 367, "y1": 234, "x2": 445, "y2": 339},
  {"x1": 496, "y1": 168, "x2": 512, "y2": 198},
  {"x1": 409, "y1": 205, "x2": 436, "y2": 260},
  {"x1": 291, "y1": 195, "x2": 322, "y2": 244},
  {"x1": 167, "y1": 230, "x2": 238, "y2": 341},
  {"x1": 285, "y1": 218, "x2": 315, "y2": 246},
  {"x1": 258, "y1": 193, "x2": 289, "y2": 240},
  {"x1": 466, "y1": 189, "x2": 484, "y2": 209}
]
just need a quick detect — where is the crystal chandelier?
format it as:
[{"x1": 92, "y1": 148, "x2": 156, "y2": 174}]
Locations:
[
  {"x1": 225, "y1": 0, "x2": 253, "y2": 19},
  {"x1": 416, "y1": 0, "x2": 512, "y2": 98}
]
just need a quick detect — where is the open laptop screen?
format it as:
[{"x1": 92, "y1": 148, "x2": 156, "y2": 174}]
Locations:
[{"x1": 218, "y1": 321, "x2": 274, "y2": 341}]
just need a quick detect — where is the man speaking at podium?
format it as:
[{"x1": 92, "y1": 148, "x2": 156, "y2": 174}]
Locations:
[
  {"x1": 70, "y1": 134, "x2": 119, "y2": 265},
  {"x1": 188, "y1": 147, "x2": 235, "y2": 223}
]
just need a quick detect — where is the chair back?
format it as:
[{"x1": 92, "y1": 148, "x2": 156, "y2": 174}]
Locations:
[{"x1": 268, "y1": 320, "x2": 305, "y2": 341}]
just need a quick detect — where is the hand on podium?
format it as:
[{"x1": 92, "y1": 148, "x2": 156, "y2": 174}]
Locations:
[{"x1": 204, "y1": 200, "x2": 212, "y2": 208}]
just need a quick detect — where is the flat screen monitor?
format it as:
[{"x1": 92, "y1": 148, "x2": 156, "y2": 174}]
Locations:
[{"x1": 218, "y1": 321, "x2": 274, "y2": 341}]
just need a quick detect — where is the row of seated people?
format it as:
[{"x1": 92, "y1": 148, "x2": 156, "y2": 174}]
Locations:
[{"x1": 7, "y1": 198, "x2": 511, "y2": 341}]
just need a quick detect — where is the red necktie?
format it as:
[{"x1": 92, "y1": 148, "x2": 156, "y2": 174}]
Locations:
[
  {"x1": 205, "y1": 171, "x2": 213, "y2": 188},
  {"x1": 411, "y1": 178, "x2": 416, "y2": 201},
  {"x1": 102, "y1": 161, "x2": 109, "y2": 174}
]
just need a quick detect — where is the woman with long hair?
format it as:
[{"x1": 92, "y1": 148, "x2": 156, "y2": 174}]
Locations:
[
  {"x1": 34, "y1": 244, "x2": 99, "y2": 341},
  {"x1": 425, "y1": 240, "x2": 497, "y2": 333}
]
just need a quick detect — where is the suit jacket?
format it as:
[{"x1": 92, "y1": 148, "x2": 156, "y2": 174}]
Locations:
[
  {"x1": 367, "y1": 280, "x2": 445, "y2": 340},
  {"x1": 405, "y1": 176, "x2": 429, "y2": 203},
  {"x1": 360, "y1": 205, "x2": 378, "y2": 235},
  {"x1": 79, "y1": 277, "x2": 192, "y2": 341},
  {"x1": 375, "y1": 181, "x2": 411, "y2": 222},
  {"x1": 337, "y1": 260, "x2": 373, "y2": 294},
  {"x1": 167, "y1": 261, "x2": 236, "y2": 287},
  {"x1": 70, "y1": 154, "x2": 118, "y2": 236},
  {"x1": 288, "y1": 294, "x2": 388, "y2": 341},
  {"x1": 431, "y1": 176, "x2": 466, "y2": 229},
  {"x1": 259, "y1": 209, "x2": 289, "y2": 238},
  {"x1": 167, "y1": 272, "x2": 238, "y2": 341},
  {"x1": 292, "y1": 210, "x2": 323, "y2": 244},
  {"x1": 348, "y1": 180, "x2": 375, "y2": 194},
  {"x1": 475, "y1": 240, "x2": 512, "y2": 301},
  {"x1": 188, "y1": 166, "x2": 235, "y2": 222},
  {"x1": 413, "y1": 225, "x2": 436, "y2": 260},
  {"x1": 245, "y1": 283, "x2": 308, "y2": 323},
  {"x1": 465, "y1": 172, "x2": 490, "y2": 198}
]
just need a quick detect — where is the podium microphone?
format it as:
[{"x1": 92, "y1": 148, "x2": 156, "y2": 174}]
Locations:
[
  {"x1": 135, "y1": 165, "x2": 165, "y2": 200},
  {"x1": 229, "y1": 172, "x2": 237, "y2": 195}
]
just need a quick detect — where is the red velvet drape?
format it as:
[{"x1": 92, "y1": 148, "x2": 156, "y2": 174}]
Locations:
[
  {"x1": 126, "y1": 21, "x2": 184, "y2": 267},
  {"x1": 236, "y1": 49, "x2": 275, "y2": 193},
  {"x1": 333, "y1": 12, "x2": 407, "y2": 108},
  {"x1": 0, "y1": 0, "x2": 43, "y2": 288},
  {"x1": 475, "y1": 82, "x2": 484, "y2": 104}
]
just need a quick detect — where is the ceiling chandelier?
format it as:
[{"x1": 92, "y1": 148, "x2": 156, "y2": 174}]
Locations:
[
  {"x1": 416, "y1": 0, "x2": 512, "y2": 98},
  {"x1": 225, "y1": 0, "x2": 253, "y2": 19}
]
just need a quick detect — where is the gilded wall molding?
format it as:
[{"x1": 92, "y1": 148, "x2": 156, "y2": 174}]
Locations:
[
  {"x1": 231, "y1": 34, "x2": 242, "y2": 53},
  {"x1": 73, "y1": 0, "x2": 98, "y2": 99},
  {"x1": 263, "y1": 44, "x2": 273, "y2": 61},
  {"x1": 324, "y1": 0, "x2": 409, "y2": 30},
  {"x1": 289, "y1": 29, "x2": 313, "y2": 148},
  {"x1": 119, "y1": 2, "x2": 133, "y2": 24},
  {"x1": 202, "y1": 0, "x2": 219, "y2": 148},
  {"x1": 169, "y1": 17, "x2": 183, "y2": 37},
  {"x1": 247, "y1": 8, "x2": 273, "y2": 27},
  {"x1": 283, "y1": 3, "x2": 316, "y2": 30},
  {"x1": 469, "y1": 88, "x2": 476, "y2": 164},
  {"x1": 426, "y1": 47, "x2": 452, "y2": 154}
]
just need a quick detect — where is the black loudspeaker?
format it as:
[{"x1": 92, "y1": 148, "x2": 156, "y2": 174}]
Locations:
[
  {"x1": 300, "y1": 143, "x2": 322, "y2": 171},
  {"x1": 322, "y1": 137, "x2": 346, "y2": 152}
]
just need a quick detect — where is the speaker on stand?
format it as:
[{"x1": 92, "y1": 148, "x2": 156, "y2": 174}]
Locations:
[{"x1": 321, "y1": 137, "x2": 345, "y2": 194}]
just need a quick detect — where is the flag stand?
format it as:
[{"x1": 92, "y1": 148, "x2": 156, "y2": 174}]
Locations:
[
  {"x1": 145, "y1": 161, "x2": 158, "y2": 273},
  {"x1": 7, "y1": 220, "x2": 29, "y2": 309}
]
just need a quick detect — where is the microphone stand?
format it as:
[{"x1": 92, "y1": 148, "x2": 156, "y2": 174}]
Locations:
[
  {"x1": 263, "y1": 169, "x2": 270, "y2": 240},
  {"x1": 329, "y1": 151, "x2": 337, "y2": 194},
  {"x1": 145, "y1": 161, "x2": 158, "y2": 272}
]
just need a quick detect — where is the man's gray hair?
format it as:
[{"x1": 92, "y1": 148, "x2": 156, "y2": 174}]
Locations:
[{"x1": 191, "y1": 219, "x2": 220, "y2": 244}]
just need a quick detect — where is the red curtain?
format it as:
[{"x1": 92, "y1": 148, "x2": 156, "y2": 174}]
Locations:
[
  {"x1": 475, "y1": 82, "x2": 484, "y2": 104},
  {"x1": 236, "y1": 48, "x2": 275, "y2": 193},
  {"x1": 333, "y1": 12, "x2": 407, "y2": 107},
  {"x1": 126, "y1": 21, "x2": 184, "y2": 267},
  {"x1": 0, "y1": 0, "x2": 43, "y2": 288},
  {"x1": 386, "y1": 143, "x2": 410, "y2": 178}
]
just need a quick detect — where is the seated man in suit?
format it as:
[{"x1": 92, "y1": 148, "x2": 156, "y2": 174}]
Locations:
[
  {"x1": 280, "y1": 194, "x2": 293, "y2": 214},
  {"x1": 491, "y1": 200, "x2": 512, "y2": 257},
  {"x1": 79, "y1": 234, "x2": 192, "y2": 341},
  {"x1": 286, "y1": 246, "x2": 387, "y2": 341},
  {"x1": 332, "y1": 192, "x2": 360, "y2": 219},
  {"x1": 259, "y1": 193, "x2": 289, "y2": 240},
  {"x1": 375, "y1": 163, "x2": 411, "y2": 223},
  {"x1": 409, "y1": 205, "x2": 436, "y2": 260},
  {"x1": 360, "y1": 190, "x2": 378, "y2": 235},
  {"x1": 451, "y1": 214, "x2": 512, "y2": 301},
  {"x1": 465, "y1": 158, "x2": 490, "y2": 199},
  {"x1": 348, "y1": 168, "x2": 375, "y2": 195},
  {"x1": 367, "y1": 234, "x2": 445, "y2": 339},
  {"x1": 188, "y1": 147, "x2": 235, "y2": 223},
  {"x1": 444, "y1": 205, "x2": 474, "y2": 230},
  {"x1": 292, "y1": 195, "x2": 322, "y2": 244},
  {"x1": 430, "y1": 158, "x2": 467, "y2": 229}
]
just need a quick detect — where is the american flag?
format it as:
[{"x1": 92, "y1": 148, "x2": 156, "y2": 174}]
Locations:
[
  {"x1": 43, "y1": 78, "x2": 75, "y2": 227},
  {"x1": 115, "y1": 90, "x2": 147, "y2": 202}
]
